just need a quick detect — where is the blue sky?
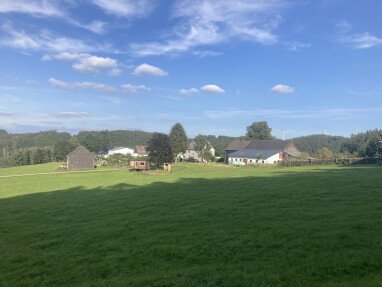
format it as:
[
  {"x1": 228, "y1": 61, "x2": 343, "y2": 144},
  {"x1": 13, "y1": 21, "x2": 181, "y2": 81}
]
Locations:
[{"x1": 0, "y1": 0, "x2": 381, "y2": 138}]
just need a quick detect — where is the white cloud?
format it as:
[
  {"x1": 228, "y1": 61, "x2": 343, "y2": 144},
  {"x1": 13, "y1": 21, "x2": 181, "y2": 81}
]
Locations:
[
  {"x1": 0, "y1": 23, "x2": 113, "y2": 53},
  {"x1": 25, "y1": 80, "x2": 39, "y2": 86},
  {"x1": 91, "y1": 0, "x2": 155, "y2": 17},
  {"x1": 180, "y1": 88, "x2": 199, "y2": 95},
  {"x1": 54, "y1": 112, "x2": 90, "y2": 118},
  {"x1": 121, "y1": 84, "x2": 151, "y2": 93},
  {"x1": 337, "y1": 20, "x2": 382, "y2": 49},
  {"x1": 285, "y1": 41, "x2": 311, "y2": 51},
  {"x1": 271, "y1": 84, "x2": 295, "y2": 94},
  {"x1": 201, "y1": 84, "x2": 225, "y2": 94},
  {"x1": 0, "y1": 1, "x2": 108, "y2": 35},
  {"x1": 0, "y1": 0, "x2": 63, "y2": 17},
  {"x1": 49, "y1": 78, "x2": 116, "y2": 93},
  {"x1": 44, "y1": 52, "x2": 121, "y2": 75},
  {"x1": 72, "y1": 55, "x2": 120, "y2": 75},
  {"x1": 133, "y1": 63, "x2": 168, "y2": 76},
  {"x1": 131, "y1": 0, "x2": 287, "y2": 56},
  {"x1": 341, "y1": 33, "x2": 382, "y2": 49},
  {"x1": 53, "y1": 52, "x2": 84, "y2": 61},
  {"x1": 74, "y1": 20, "x2": 107, "y2": 35}
]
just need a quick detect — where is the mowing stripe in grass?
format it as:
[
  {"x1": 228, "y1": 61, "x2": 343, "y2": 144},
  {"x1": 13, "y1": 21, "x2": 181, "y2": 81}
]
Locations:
[{"x1": 0, "y1": 168, "x2": 127, "y2": 179}]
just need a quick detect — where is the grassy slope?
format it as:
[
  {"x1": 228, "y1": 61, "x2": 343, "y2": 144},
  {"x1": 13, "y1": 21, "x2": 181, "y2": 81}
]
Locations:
[
  {"x1": 0, "y1": 164, "x2": 381, "y2": 286},
  {"x1": 0, "y1": 162, "x2": 65, "y2": 176}
]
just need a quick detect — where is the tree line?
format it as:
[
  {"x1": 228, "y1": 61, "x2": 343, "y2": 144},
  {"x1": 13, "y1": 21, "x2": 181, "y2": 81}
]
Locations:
[{"x1": 1, "y1": 123, "x2": 381, "y2": 167}]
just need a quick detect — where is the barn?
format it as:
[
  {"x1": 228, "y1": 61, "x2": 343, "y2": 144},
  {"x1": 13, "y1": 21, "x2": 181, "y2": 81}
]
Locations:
[
  {"x1": 66, "y1": 146, "x2": 96, "y2": 170},
  {"x1": 225, "y1": 140, "x2": 301, "y2": 165}
]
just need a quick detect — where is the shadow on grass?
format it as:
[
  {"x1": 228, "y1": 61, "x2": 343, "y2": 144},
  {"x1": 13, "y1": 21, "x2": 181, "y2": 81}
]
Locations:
[{"x1": 0, "y1": 166, "x2": 381, "y2": 287}]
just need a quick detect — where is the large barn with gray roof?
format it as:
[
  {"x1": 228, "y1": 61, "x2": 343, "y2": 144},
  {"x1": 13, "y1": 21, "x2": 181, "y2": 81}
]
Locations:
[{"x1": 225, "y1": 140, "x2": 301, "y2": 165}]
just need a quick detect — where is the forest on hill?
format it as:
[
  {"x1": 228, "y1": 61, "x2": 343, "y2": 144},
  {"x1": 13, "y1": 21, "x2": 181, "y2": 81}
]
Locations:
[{"x1": 0, "y1": 127, "x2": 381, "y2": 168}]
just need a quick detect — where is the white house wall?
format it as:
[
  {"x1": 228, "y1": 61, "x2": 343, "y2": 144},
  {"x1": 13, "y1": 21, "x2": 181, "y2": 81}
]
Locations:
[
  {"x1": 107, "y1": 148, "x2": 136, "y2": 156},
  {"x1": 228, "y1": 152, "x2": 281, "y2": 165}
]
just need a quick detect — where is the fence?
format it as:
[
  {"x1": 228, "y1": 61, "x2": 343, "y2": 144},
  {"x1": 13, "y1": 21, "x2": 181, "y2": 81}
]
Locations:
[{"x1": 279, "y1": 157, "x2": 382, "y2": 167}]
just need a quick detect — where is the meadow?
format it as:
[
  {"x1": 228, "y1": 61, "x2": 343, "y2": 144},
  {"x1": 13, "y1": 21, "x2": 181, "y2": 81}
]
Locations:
[{"x1": 0, "y1": 163, "x2": 381, "y2": 286}]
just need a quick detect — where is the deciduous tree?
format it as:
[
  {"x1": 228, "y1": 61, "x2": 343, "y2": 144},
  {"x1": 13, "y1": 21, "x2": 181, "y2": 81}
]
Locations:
[{"x1": 246, "y1": 121, "x2": 274, "y2": 140}]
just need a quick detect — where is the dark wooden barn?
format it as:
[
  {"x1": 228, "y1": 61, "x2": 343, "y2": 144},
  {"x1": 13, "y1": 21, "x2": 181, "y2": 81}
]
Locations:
[{"x1": 66, "y1": 146, "x2": 96, "y2": 170}]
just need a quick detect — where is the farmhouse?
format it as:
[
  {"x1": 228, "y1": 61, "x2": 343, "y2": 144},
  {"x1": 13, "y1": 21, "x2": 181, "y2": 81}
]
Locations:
[
  {"x1": 107, "y1": 147, "x2": 136, "y2": 157},
  {"x1": 67, "y1": 146, "x2": 96, "y2": 170},
  {"x1": 225, "y1": 140, "x2": 300, "y2": 165},
  {"x1": 179, "y1": 141, "x2": 215, "y2": 162}
]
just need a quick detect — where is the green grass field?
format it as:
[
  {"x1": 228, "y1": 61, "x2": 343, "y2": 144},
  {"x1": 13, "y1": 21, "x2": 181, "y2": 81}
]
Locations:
[{"x1": 0, "y1": 163, "x2": 381, "y2": 286}]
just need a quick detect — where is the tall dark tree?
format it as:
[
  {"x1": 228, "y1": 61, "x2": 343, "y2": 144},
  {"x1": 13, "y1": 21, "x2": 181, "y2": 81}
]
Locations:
[
  {"x1": 147, "y1": 133, "x2": 173, "y2": 166},
  {"x1": 246, "y1": 121, "x2": 274, "y2": 140},
  {"x1": 169, "y1": 122, "x2": 188, "y2": 162}
]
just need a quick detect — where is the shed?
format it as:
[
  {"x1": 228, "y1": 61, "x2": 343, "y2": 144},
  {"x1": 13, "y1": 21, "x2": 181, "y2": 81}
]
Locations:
[
  {"x1": 67, "y1": 146, "x2": 96, "y2": 170},
  {"x1": 163, "y1": 163, "x2": 171, "y2": 172},
  {"x1": 130, "y1": 160, "x2": 150, "y2": 171}
]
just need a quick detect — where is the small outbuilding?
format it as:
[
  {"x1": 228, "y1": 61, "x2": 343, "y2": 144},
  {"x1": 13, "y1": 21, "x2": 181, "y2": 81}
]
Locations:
[
  {"x1": 163, "y1": 163, "x2": 171, "y2": 172},
  {"x1": 67, "y1": 146, "x2": 96, "y2": 170},
  {"x1": 130, "y1": 160, "x2": 150, "y2": 171}
]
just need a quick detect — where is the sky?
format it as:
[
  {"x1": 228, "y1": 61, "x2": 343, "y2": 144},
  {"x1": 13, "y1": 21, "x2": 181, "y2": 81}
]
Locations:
[{"x1": 0, "y1": 0, "x2": 381, "y2": 138}]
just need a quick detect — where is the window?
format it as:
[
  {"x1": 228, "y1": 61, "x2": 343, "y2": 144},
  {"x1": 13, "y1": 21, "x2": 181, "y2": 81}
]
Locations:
[
  {"x1": 249, "y1": 160, "x2": 252, "y2": 162},
  {"x1": 262, "y1": 160, "x2": 265, "y2": 163},
  {"x1": 256, "y1": 160, "x2": 258, "y2": 163}
]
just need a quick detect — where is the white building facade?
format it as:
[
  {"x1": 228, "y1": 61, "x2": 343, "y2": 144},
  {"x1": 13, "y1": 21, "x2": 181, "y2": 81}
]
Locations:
[
  {"x1": 106, "y1": 147, "x2": 137, "y2": 157},
  {"x1": 228, "y1": 151, "x2": 281, "y2": 165}
]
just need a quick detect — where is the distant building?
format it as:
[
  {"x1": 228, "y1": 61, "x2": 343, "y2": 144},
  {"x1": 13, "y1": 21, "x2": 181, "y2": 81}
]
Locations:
[
  {"x1": 225, "y1": 140, "x2": 300, "y2": 165},
  {"x1": 224, "y1": 140, "x2": 251, "y2": 163},
  {"x1": 107, "y1": 147, "x2": 137, "y2": 157},
  {"x1": 180, "y1": 141, "x2": 215, "y2": 162},
  {"x1": 134, "y1": 145, "x2": 148, "y2": 156},
  {"x1": 67, "y1": 146, "x2": 96, "y2": 170}
]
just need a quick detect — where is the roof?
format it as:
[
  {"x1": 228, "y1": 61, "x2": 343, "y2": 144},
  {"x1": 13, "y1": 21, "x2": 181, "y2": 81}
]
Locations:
[
  {"x1": 285, "y1": 150, "x2": 301, "y2": 157},
  {"x1": 187, "y1": 140, "x2": 213, "y2": 150},
  {"x1": 134, "y1": 145, "x2": 148, "y2": 155},
  {"x1": 229, "y1": 149, "x2": 281, "y2": 159},
  {"x1": 225, "y1": 140, "x2": 251, "y2": 151},
  {"x1": 67, "y1": 146, "x2": 96, "y2": 158},
  {"x1": 245, "y1": 140, "x2": 292, "y2": 151},
  {"x1": 188, "y1": 141, "x2": 196, "y2": 150}
]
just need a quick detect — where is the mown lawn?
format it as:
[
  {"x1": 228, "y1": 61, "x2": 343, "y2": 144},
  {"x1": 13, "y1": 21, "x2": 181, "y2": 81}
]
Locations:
[{"x1": 0, "y1": 164, "x2": 381, "y2": 286}]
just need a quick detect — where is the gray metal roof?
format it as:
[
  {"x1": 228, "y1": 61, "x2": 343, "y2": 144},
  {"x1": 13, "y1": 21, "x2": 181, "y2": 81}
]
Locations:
[
  {"x1": 245, "y1": 140, "x2": 291, "y2": 150},
  {"x1": 229, "y1": 149, "x2": 280, "y2": 159},
  {"x1": 225, "y1": 140, "x2": 251, "y2": 151}
]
